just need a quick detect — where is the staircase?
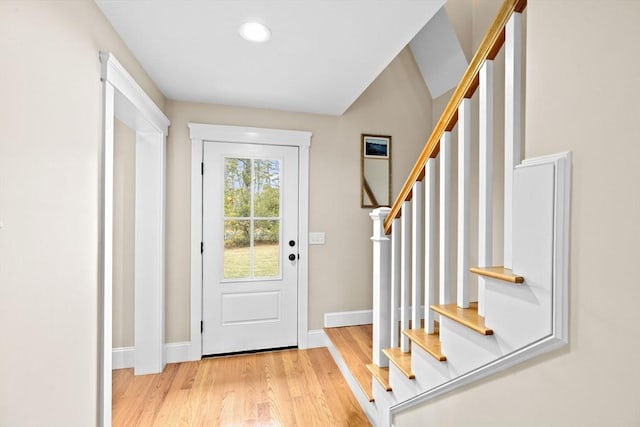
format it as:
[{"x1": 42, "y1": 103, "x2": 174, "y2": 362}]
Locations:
[{"x1": 326, "y1": 1, "x2": 571, "y2": 426}]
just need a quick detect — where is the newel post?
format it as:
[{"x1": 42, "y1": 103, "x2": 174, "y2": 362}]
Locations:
[{"x1": 370, "y1": 207, "x2": 392, "y2": 367}]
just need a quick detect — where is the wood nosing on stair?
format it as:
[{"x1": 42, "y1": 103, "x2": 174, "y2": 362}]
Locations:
[
  {"x1": 402, "y1": 328, "x2": 446, "y2": 362},
  {"x1": 470, "y1": 266, "x2": 524, "y2": 284},
  {"x1": 382, "y1": 347, "x2": 415, "y2": 379},
  {"x1": 366, "y1": 363, "x2": 392, "y2": 392},
  {"x1": 430, "y1": 302, "x2": 493, "y2": 335}
]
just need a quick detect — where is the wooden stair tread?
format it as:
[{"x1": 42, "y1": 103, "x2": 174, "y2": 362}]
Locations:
[
  {"x1": 402, "y1": 328, "x2": 446, "y2": 361},
  {"x1": 382, "y1": 347, "x2": 415, "y2": 379},
  {"x1": 430, "y1": 302, "x2": 493, "y2": 335},
  {"x1": 324, "y1": 325, "x2": 375, "y2": 402},
  {"x1": 470, "y1": 266, "x2": 524, "y2": 284},
  {"x1": 366, "y1": 364, "x2": 392, "y2": 392}
]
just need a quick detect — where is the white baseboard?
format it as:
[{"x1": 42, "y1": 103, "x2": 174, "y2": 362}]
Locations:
[
  {"x1": 166, "y1": 341, "x2": 191, "y2": 363},
  {"x1": 324, "y1": 309, "x2": 373, "y2": 328},
  {"x1": 306, "y1": 329, "x2": 328, "y2": 348},
  {"x1": 324, "y1": 307, "x2": 427, "y2": 328},
  {"x1": 112, "y1": 346, "x2": 134, "y2": 369},
  {"x1": 114, "y1": 315, "x2": 427, "y2": 369},
  {"x1": 112, "y1": 341, "x2": 192, "y2": 369},
  {"x1": 114, "y1": 334, "x2": 326, "y2": 370}
]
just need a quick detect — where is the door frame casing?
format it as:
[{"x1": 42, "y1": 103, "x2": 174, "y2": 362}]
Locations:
[
  {"x1": 188, "y1": 123, "x2": 312, "y2": 359},
  {"x1": 99, "y1": 52, "x2": 170, "y2": 427}
]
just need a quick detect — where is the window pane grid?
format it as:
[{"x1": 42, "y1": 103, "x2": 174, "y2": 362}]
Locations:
[{"x1": 223, "y1": 157, "x2": 282, "y2": 281}]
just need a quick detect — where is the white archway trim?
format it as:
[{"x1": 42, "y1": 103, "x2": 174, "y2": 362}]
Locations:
[
  {"x1": 99, "y1": 52, "x2": 170, "y2": 427},
  {"x1": 188, "y1": 123, "x2": 311, "y2": 360},
  {"x1": 100, "y1": 53, "x2": 169, "y2": 134}
]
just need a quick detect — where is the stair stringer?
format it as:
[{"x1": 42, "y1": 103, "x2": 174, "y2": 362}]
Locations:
[{"x1": 386, "y1": 151, "x2": 571, "y2": 425}]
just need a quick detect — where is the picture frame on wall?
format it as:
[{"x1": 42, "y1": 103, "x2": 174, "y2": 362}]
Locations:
[
  {"x1": 363, "y1": 135, "x2": 390, "y2": 158},
  {"x1": 361, "y1": 133, "x2": 391, "y2": 208}
]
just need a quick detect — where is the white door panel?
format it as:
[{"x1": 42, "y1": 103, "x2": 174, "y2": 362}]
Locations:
[
  {"x1": 221, "y1": 291, "x2": 281, "y2": 325},
  {"x1": 202, "y1": 142, "x2": 298, "y2": 355}
]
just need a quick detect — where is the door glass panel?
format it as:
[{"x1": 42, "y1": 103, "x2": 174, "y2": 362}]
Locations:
[
  {"x1": 224, "y1": 158, "x2": 251, "y2": 217},
  {"x1": 254, "y1": 159, "x2": 280, "y2": 218},
  {"x1": 254, "y1": 220, "x2": 280, "y2": 277},
  {"x1": 223, "y1": 219, "x2": 250, "y2": 279},
  {"x1": 222, "y1": 157, "x2": 282, "y2": 281}
]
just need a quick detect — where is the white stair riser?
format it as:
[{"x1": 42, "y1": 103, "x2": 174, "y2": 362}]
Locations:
[
  {"x1": 438, "y1": 317, "x2": 502, "y2": 376},
  {"x1": 387, "y1": 361, "x2": 419, "y2": 401},
  {"x1": 371, "y1": 381, "x2": 397, "y2": 427},
  {"x1": 410, "y1": 345, "x2": 452, "y2": 390}
]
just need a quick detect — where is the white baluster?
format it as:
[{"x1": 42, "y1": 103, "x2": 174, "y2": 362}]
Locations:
[
  {"x1": 478, "y1": 60, "x2": 494, "y2": 317},
  {"x1": 390, "y1": 218, "x2": 401, "y2": 348},
  {"x1": 400, "y1": 200, "x2": 412, "y2": 352},
  {"x1": 504, "y1": 11, "x2": 523, "y2": 269},
  {"x1": 411, "y1": 181, "x2": 423, "y2": 331},
  {"x1": 424, "y1": 159, "x2": 437, "y2": 333},
  {"x1": 457, "y1": 98, "x2": 471, "y2": 309},
  {"x1": 370, "y1": 207, "x2": 391, "y2": 367},
  {"x1": 439, "y1": 132, "x2": 452, "y2": 305}
]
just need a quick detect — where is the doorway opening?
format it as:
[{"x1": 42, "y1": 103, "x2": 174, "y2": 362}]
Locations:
[{"x1": 99, "y1": 52, "x2": 170, "y2": 427}]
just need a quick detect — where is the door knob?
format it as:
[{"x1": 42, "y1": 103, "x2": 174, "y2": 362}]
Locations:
[{"x1": 288, "y1": 253, "x2": 296, "y2": 261}]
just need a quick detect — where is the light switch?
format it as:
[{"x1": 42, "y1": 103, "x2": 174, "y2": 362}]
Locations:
[{"x1": 309, "y1": 232, "x2": 325, "y2": 245}]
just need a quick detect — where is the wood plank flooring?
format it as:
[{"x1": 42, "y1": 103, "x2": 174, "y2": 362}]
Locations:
[
  {"x1": 324, "y1": 325, "x2": 374, "y2": 402},
  {"x1": 112, "y1": 347, "x2": 370, "y2": 426}
]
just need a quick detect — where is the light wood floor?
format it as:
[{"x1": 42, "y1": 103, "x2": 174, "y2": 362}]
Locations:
[{"x1": 112, "y1": 347, "x2": 370, "y2": 426}]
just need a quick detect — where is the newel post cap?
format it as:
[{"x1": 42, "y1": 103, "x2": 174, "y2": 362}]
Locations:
[
  {"x1": 369, "y1": 207, "x2": 392, "y2": 222},
  {"x1": 370, "y1": 207, "x2": 391, "y2": 241}
]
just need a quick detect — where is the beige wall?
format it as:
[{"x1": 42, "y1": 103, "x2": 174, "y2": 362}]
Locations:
[
  {"x1": 165, "y1": 47, "x2": 433, "y2": 340},
  {"x1": 0, "y1": 1, "x2": 165, "y2": 425},
  {"x1": 395, "y1": 1, "x2": 640, "y2": 425},
  {"x1": 113, "y1": 119, "x2": 135, "y2": 348}
]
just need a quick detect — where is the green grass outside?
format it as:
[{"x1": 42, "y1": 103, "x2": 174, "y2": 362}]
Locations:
[{"x1": 224, "y1": 244, "x2": 280, "y2": 279}]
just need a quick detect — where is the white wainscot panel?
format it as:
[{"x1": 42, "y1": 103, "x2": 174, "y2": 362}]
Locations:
[{"x1": 485, "y1": 162, "x2": 555, "y2": 351}]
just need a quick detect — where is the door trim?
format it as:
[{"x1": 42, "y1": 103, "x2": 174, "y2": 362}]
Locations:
[
  {"x1": 99, "y1": 52, "x2": 170, "y2": 427},
  {"x1": 188, "y1": 123, "x2": 311, "y2": 360}
]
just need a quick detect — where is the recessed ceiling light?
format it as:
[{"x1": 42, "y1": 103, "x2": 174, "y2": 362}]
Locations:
[{"x1": 239, "y1": 22, "x2": 271, "y2": 43}]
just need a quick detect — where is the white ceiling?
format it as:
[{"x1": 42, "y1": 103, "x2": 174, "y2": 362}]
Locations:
[{"x1": 96, "y1": 0, "x2": 445, "y2": 116}]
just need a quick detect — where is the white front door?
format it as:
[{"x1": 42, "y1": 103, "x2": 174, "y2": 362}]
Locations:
[{"x1": 202, "y1": 141, "x2": 299, "y2": 355}]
